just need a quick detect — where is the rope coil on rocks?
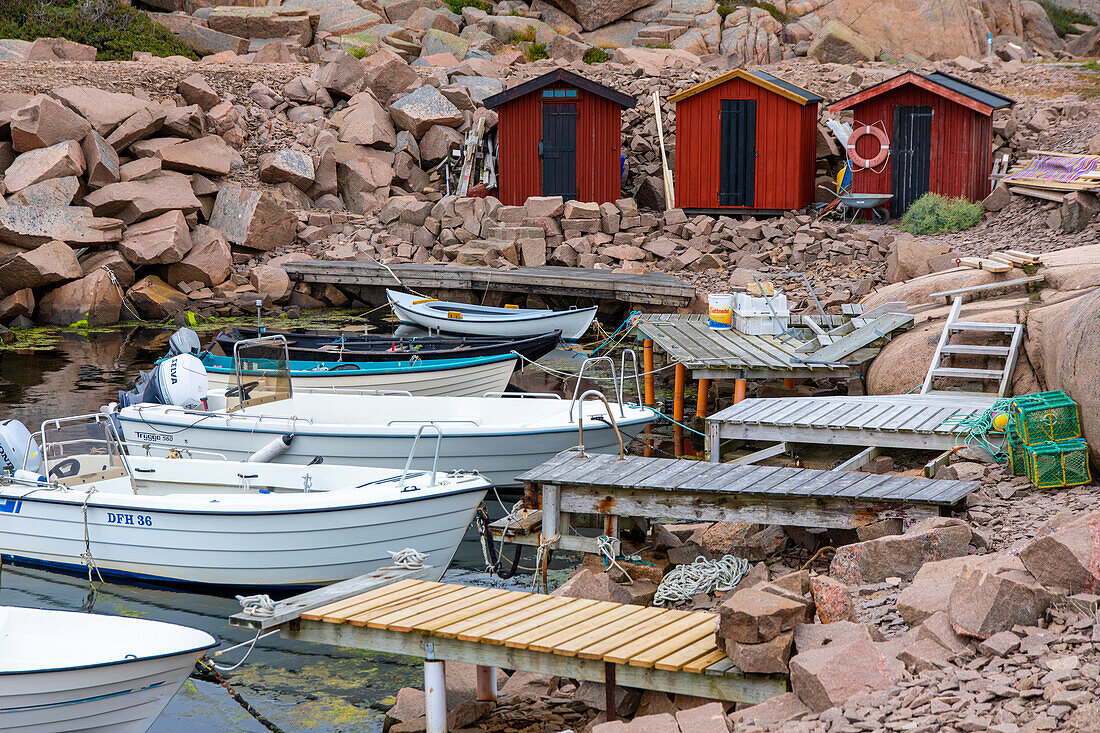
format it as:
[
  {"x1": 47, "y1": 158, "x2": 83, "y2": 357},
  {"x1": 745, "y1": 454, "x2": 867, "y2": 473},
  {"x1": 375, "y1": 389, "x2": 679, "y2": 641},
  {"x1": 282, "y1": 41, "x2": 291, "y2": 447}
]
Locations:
[{"x1": 653, "y1": 555, "x2": 753, "y2": 606}]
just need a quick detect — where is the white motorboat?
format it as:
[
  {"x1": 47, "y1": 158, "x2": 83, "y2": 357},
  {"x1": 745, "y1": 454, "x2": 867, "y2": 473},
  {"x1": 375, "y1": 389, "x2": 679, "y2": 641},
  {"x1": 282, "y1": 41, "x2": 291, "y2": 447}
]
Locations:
[
  {"x1": 388, "y1": 289, "x2": 598, "y2": 340},
  {"x1": 0, "y1": 415, "x2": 490, "y2": 588},
  {"x1": 199, "y1": 352, "x2": 518, "y2": 396},
  {"x1": 116, "y1": 391, "x2": 653, "y2": 488},
  {"x1": 0, "y1": 606, "x2": 215, "y2": 733}
]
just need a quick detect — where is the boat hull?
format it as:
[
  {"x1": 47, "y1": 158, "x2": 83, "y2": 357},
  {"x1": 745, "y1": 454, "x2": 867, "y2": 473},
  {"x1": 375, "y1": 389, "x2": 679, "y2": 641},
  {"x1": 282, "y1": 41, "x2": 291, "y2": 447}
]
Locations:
[
  {"x1": 203, "y1": 354, "x2": 516, "y2": 396},
  {"x1": 388, "y1": 290, "x2": 597, "y2": 340},
  {"x1": 0, "y1": 485, "x2": 484, "y2": 588},
  {"x1": 117, "y1": 409, "x2": 652, "y2": 488}
]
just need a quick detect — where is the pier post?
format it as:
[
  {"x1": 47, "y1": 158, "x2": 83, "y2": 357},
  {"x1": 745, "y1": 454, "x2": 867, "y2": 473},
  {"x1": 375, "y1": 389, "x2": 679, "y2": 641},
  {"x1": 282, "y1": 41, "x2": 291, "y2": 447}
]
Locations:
[
  {"x1": 476, "y1": 665, "x2": 498, "y2": 702},
  {"x1": 784, "y1": 378, "x2": 794, "y2": 390},
  {"x1": 673, "y1": 364, "x2": 686, "y2": 456},
  {"x1": 734, "y1": 378, "x2": 746, "y2": 404},
  {"x1": 424, "y1": 647, "x2": 447, "y2": 733},
  {"x1": 642, "y1": 340, "x2": 654, "y2": 407},
  {"x1": 695, "y1": 379, "x2": 710, "y2": 418},
  {"x1": 542, "y1": 484, "x2": 560, "y2": 542}
]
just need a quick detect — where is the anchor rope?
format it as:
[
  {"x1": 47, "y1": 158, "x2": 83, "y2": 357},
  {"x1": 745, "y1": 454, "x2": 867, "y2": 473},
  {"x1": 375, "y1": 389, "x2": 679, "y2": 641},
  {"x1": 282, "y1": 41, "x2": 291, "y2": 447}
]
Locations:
[
  {"x1": 653, "y1": 555, "x2": 753, "y2": 606},
  {"x1": 194, "y1": 660, "x2": 287, "y2": 733},
  {"x1": 386, "y1": 548, "x2": 428, "y2": 569}
]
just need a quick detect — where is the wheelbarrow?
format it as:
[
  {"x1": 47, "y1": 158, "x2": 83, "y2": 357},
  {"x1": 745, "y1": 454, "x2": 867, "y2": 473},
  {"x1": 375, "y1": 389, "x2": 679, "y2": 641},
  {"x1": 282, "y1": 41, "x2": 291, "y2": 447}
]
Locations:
[{"x1": 835, "y1": 193, "x2": 893, "y2": 224}]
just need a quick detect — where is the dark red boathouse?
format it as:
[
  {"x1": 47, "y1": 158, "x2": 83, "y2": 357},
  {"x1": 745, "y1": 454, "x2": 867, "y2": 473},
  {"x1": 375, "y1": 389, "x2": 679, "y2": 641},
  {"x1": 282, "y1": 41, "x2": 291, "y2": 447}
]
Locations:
[
  {"x1": 829, "y1": 71, "x2": 1014, "y2": 218},
  {"x1": 669, "y1": 69, "x2": 822, "y2": 213},
  {"x1": 484, "y1": 69, "x2": 636, "y2": 206}
]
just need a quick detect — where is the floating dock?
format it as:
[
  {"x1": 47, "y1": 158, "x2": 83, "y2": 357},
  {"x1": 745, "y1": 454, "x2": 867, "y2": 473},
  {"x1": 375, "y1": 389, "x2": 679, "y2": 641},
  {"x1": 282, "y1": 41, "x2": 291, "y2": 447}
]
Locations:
[
  {"x1": 492, "y1": 453, "x2": 978, "y2": 553},
  {"x1": 707, "y1": 393, "x2": 999, "y2": 451},
  {"x1": 283, "y1": 262, "x2": 696, "y2": 308}
]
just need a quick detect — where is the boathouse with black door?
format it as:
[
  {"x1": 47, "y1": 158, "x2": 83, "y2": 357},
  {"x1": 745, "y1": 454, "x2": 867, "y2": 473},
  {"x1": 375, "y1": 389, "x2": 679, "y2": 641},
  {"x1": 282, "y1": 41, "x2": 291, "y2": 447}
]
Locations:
[
  {"x1": 484, "y1": 69, "x2": 636, "y2": 206},
  {"x1": 829, "y1": 72, "x2": 1014, "y2": 218},
  {"x1": 669, "y1": 69, "x2": 823, "y2": 214}
]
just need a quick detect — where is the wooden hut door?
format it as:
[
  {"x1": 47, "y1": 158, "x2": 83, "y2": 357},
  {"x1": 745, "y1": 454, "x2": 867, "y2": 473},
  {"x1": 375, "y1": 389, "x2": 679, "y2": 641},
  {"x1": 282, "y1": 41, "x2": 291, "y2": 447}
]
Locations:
[
  {"x1": 719, "y1": 100, "x2": 756, "y2": 207},
  {"x1": 541, "y1": 103, "x2": 577, "y2": 200},
  {"x1": 889, "y1": 106, "x2": 933, "y2": 217}
]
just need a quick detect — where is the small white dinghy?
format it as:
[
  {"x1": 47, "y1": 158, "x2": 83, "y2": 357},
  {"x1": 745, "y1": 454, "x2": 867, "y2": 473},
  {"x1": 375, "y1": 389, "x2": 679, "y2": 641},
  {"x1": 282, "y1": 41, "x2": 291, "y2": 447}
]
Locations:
[
  {"x1": 0, "y1": 415, "x2": 490, "y2": 588},
  {"x1": 0, "y1": 606, "x2": 215, "y2": 733},
  {"x1": 388, "y1": 289, "x2": 598, "y2": 340}
]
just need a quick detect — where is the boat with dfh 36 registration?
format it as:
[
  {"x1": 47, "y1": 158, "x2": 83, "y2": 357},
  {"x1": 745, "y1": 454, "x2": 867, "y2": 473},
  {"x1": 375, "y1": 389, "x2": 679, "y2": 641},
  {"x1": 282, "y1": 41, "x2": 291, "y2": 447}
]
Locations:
[{"x1": 0, "y1": 606, "x2": 215, "y2": 733}]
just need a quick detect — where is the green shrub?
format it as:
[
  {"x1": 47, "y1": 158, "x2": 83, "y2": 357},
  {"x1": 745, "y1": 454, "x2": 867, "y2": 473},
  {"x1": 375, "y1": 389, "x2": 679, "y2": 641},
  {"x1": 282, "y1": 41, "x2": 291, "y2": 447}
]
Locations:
[
  {"x1": 443, "y1": 0, "x2": 491, "y2": 13},
  {"x1": 716, "y1": 4, "x2": 735, "y2": 17},
  {"x1": 898, "y1": 193, "x2": 984, "y2": 234},
  {"x1": 524, "y1": 41, "x2": 548, "y2": 61},
  {"x1": 508, "y1": 25, "x2": 538, "y2": 44},
  {"x1": 1040, "y1": 0, "x2": 1094, "y2": 36},
  {"x1": 508, "y1": 8, "x2": 523, "y2": 15},
  {"x1": 0, "y1": 0, "x2": 197, "y2": 60},
  {"x1": 583, "y1": 46, "x2": 609, "y2": 63}
]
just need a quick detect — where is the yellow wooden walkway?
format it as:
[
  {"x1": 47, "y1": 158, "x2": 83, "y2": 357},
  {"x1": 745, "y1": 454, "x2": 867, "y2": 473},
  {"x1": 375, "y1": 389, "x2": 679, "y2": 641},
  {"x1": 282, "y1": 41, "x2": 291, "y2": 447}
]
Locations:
[{"x1": 293, "y1": 578, "x2": 786, "y2": 704}]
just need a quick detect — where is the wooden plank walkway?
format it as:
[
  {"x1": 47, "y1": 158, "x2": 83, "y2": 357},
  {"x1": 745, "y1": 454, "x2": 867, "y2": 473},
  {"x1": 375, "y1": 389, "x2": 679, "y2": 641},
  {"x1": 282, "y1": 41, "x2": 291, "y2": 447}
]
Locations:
[
  {"x1": 502, "y1": 454, "x2": 977, "y2": 543},
  {"x1": 282, "y1": 262, "x2": 696, "y2": 307},
  {"x1": 282, "y1": 579, "x2": 785, "y2": 704},
  {"x1": 707, "y1": 393, "x2": 999, "y2": 451}
]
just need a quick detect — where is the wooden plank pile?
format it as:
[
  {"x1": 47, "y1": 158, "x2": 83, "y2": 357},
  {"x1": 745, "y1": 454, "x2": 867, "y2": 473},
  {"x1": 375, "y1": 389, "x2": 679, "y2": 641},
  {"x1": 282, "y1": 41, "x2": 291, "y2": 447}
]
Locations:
[
  {"x1": 1003, "y1": 150, "x2": 1100, "y2": 203},
  {"x1": 954, "y1": 249, "x2": 1043, "y2": 273}
]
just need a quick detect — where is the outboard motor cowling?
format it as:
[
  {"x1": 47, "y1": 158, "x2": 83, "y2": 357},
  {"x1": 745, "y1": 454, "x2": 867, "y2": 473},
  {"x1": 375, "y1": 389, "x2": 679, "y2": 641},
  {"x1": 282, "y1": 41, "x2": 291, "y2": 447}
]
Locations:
[
  {"x1": 117, "y1": 354, "x2": 209, "y2": 409},
  {"x1": 167, "y1": 327, "x2": 202, "y2": 358},
  {"x1": 0, "y1": 419, "x2": 42, "y2": 475}
]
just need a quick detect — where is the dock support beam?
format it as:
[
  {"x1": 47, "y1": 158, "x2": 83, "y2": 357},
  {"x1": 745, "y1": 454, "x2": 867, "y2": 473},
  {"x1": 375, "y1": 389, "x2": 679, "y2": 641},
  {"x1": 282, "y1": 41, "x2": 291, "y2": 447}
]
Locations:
[
  {"x1": 425, "y1": 656, "x2": 447, "y2": 733},
  {"x1": 696, "y1": 379, "x2": 710, "y2": 419},
  {"x1": 604, "y1": 661, "x2": 617, "y2": 721},
  {"x1": 674, "y1": 364, "x2": 686, "y2": 456},
  {"x1": 476, "y1": 665, "x2": 498, "y2": 702},
  {"x1": 734, "y1": 378, "x2": 746, "y2": 404}
]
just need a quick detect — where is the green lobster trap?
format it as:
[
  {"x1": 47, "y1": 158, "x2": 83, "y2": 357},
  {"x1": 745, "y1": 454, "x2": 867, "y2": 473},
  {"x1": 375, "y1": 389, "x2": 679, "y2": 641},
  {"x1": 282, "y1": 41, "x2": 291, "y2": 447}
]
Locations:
[
  {"x1": 1025, "y1": 439, "x2": 1091, "y2": 488},
  {"x1": 1011, "y1": 391, "x2": 1081, "y2": 445},
  {"x1": 1005, "y1": 427, "x2": 1026, "y2": 476}
]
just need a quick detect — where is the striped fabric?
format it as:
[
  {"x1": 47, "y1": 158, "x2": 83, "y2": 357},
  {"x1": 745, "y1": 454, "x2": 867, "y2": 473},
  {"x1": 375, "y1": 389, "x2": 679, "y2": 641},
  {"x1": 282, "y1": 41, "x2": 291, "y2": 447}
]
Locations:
[{"x1": 1006, "y1": 154, "x2": 1098, "y2": 182}]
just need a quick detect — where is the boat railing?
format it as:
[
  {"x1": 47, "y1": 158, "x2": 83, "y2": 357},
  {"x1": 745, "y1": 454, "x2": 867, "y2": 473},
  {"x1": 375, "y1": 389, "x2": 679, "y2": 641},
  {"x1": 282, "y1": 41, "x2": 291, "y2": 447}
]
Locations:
[
  {"x1": 387, "y1": 419, "x2": 480, "y2": 427},
  {"x1": 398, "y1": 423, "x2": 443, "y2": 491},
  {"x1": 570, "y1": 356, "x2": 621, "y2": 420},
  {"x1": 481, "y1": 392, "x2": 562, "y2": 399},
  {"x1": 31, "y1": 413, "x2": 134, "y2": 480},
  {"x1": 296, "y1": 387, "x2": 414, "y2": 397},
  {"x1": 575, "y1": 390, "x2": 624, "y2": 460},
  {"x1": 619, "y1": 350, "x2": 643, "y2": 407},
  {"x1": 134, "y1": 404, "x2": 316, "y2": 426}
]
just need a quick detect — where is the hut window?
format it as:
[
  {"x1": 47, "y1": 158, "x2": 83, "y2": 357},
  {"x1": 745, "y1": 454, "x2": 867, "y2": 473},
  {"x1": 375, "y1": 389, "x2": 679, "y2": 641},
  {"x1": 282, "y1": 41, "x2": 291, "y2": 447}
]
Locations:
[{"x1": 541, "y1": 89, "x2": 577, "y2": 98}]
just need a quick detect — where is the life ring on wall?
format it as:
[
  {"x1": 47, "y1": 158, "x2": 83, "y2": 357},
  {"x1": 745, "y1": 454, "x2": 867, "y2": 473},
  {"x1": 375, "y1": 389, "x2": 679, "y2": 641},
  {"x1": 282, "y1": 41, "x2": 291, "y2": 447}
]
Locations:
[{"x1": 846, "y1": 125, "x2": 890, "y2": 169}]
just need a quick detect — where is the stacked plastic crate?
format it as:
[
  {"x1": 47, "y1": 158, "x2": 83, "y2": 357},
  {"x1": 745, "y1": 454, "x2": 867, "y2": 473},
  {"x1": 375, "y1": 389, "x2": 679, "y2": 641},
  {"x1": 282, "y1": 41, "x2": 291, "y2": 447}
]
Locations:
[{"x1": 1006, "y1": 391, "x2": 1090, "y2": 488}]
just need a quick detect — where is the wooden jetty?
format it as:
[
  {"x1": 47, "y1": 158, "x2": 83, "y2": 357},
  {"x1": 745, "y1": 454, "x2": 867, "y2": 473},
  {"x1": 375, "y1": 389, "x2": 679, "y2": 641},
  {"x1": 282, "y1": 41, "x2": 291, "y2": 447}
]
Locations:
[
  {"x1": 707, "y1": 393, "x2": 999, "y2": 452},
  {"x1": 230, "y1": 567, "x2": 786, "y2": 730},
  {"x1": 492, "y1": 453, "x2": 979, "y2": 554},
  {"x1": 282, "y1": 261, "x2": 696, "y2": 308}
]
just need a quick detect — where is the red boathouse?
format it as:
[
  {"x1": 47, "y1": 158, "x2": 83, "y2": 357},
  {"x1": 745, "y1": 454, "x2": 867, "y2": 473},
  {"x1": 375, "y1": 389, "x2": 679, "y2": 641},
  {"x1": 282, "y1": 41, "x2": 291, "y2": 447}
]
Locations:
[
  {"x1": 669, "y1": 69, "x2": 823, "y2": 213},
  {"x1": 829, "y1": 71, "x2": 1014, "y2": 218},
  {"x1": 484, "y1": 69, "x2": 636, "y2": 206}
]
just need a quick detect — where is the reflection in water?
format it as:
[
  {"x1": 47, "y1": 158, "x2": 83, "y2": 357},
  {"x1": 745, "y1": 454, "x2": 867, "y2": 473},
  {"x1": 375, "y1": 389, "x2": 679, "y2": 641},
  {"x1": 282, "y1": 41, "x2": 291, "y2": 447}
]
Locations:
[{"x1": 0, "y1": 327, "x2": 589, "y2": 732}]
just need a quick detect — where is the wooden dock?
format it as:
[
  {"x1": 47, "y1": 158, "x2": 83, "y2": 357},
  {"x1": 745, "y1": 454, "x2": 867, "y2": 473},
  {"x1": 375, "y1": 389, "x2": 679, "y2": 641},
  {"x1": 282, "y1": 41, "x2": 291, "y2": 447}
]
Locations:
[
  {"x1": 707, "y1": 393, "x2": 999, "y2": 451},
  {"x1": 635, "y1": 309, "x2": 914, "y2": 379},
  {"x1": 282, "y1": 262, "x2": 696, "y2": 307},
  {"x1": 230, "y1": 570, "x2": 787, "y2": 727},
  {"x1": 493, "y1": 453, "x2": 978, "y2": 553}
]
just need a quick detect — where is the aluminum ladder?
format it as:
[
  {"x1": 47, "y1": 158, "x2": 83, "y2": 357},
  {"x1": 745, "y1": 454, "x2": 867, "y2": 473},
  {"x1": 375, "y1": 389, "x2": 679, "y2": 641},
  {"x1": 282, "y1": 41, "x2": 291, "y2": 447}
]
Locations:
[{"x1": 920, "y1": 296, "x2": 1023, "y2": 398}]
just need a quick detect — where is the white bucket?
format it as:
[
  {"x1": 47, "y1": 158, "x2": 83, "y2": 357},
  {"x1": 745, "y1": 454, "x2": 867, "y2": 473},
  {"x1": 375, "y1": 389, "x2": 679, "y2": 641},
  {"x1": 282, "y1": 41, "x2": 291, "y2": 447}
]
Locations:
[{"x1": 708, "y1": 293, "x2": 733, "y2": 330}]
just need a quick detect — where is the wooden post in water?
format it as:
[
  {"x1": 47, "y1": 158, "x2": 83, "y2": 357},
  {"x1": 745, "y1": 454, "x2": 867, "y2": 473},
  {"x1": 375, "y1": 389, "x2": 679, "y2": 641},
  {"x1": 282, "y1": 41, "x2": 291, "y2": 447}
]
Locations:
[
  {"x1": 476, "y1": 665, "x2": 498, "y2": 702},
  {"x1": 673, "y1": 364, "x2": 686, "y2": 456},
  {"x1": 696, "y1": 379, "x2": 710, "y2": 418},
  {"x1": 604, "y1": 661, "x2": 618, "y2": 721},
  {"x1": 734, "y1": 378, "x2": 746, "y2": 404}
]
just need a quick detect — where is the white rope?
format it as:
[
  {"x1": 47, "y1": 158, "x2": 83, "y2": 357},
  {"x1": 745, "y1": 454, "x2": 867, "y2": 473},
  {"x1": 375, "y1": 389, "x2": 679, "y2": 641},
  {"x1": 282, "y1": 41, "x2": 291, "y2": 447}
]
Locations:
[
  {"x1": 387, "y1": 548, "x2": 428, "y2": 569},
  {"x1": 653, "y1": 555, "x2": 753, "y2": 606},
  {"x1": 531, "y1": 533, "x2": 559, "y2": 593},
  {"x1": 80, "y1": 487, "x2": 105, "y2": 603},
  {"x1": 596, "y1": 535, "x2": 633, "y2": 586},
  {"x1": 208, "y1": 629, "x2": 264, "y2": 673},
  {"x1": 236, "y1": 594, "x2": 276, "y2": 618}
]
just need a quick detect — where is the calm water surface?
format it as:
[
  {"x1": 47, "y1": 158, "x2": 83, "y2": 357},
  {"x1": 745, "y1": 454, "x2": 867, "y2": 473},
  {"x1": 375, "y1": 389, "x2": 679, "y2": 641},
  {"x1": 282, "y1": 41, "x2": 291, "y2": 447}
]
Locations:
[{"x1": 0, "y1": 327, "x2": 588, "y2": 732}]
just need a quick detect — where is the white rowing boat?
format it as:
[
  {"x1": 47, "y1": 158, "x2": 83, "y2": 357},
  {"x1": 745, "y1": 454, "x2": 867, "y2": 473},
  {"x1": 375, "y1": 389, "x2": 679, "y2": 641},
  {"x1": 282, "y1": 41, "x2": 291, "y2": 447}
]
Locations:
[
  {"x1": 0, "y1": 415, "x2": 490, "y2": 588},
  {"x1": 0, "y1": 606, "x2": 215, "y2": 733},
  {"x1": 388, "y1": 289, "x2": 598, "y2": 340},
  {"x1": 116, "y1": 392, "x2": 653, "y2": 488}
]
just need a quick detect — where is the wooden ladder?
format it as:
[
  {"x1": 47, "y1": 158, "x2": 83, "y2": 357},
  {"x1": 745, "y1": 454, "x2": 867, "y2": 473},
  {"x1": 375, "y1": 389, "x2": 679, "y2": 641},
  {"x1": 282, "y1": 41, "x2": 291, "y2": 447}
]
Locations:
[{"x1": 920, "y1": 296, "x2": 1023, "y2": 398}]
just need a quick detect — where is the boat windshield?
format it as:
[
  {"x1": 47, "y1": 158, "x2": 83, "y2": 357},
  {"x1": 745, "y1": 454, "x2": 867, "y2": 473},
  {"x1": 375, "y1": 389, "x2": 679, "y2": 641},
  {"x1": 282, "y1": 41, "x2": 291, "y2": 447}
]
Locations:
[
  {"x1": 228, "y1": 335, "x2": 293, "y2": 412},
  {"x1": 34, "y1": 414, "x2": 132, "y2": 486}
]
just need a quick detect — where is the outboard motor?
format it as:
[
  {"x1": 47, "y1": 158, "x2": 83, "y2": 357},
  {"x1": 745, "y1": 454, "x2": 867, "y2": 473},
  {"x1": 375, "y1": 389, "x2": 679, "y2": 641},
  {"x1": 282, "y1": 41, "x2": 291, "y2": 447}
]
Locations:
[
  {"x1": 0, "y1": 419, "x2": 43, "y2": 475},
  {"x1": 117, "y1": 353, "x2": 209, "y2": 409},
  {"x1": 166, "y1": 327, "x2": 202, "y2": 358}
]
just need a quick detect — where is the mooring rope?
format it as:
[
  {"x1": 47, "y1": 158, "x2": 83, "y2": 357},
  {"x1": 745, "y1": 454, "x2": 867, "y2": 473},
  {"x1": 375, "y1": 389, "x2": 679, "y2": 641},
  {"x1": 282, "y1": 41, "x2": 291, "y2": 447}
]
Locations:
[
  {"x1": 653, "y1": 555, "x2": 753, "y2": 606},
  {"x1": 386, "y1": 548, "x2": 428, "y2": 569},
  {"x1": 236, "y1": 594, "x2": 276, "y2": 618},
  {"x1": 194, "y1": 660, "x2": 287, "y2": 733}
]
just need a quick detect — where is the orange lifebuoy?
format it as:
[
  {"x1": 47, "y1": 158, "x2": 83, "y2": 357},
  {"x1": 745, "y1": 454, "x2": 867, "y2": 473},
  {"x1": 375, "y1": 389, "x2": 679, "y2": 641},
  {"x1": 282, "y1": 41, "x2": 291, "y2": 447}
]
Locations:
[{"x1": 846, "y1": 125, "x2": 890, "y2": 168}]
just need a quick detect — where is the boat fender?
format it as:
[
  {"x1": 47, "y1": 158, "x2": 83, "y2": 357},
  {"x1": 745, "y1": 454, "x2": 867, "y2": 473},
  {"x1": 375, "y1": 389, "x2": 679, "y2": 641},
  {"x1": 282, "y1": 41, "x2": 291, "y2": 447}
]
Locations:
[
  {"x1": 247, "y1": 434, "x2": 294, "y2": 463},
  {"x1": 846, "y1": 124, "x2": 890, "y2": 168},
  {"x1": 12, "y1": 468, "x2": 46, "y2": 483},
  {"x1": 0, "y1": 419, "x2": 42, "y2": 475}
]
